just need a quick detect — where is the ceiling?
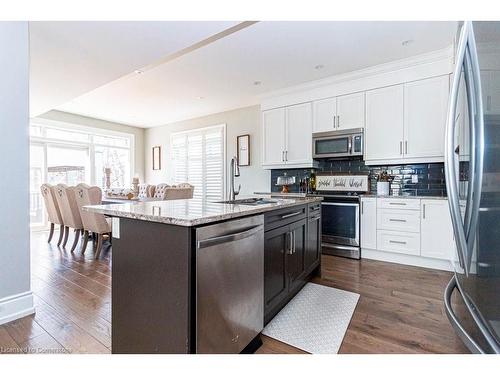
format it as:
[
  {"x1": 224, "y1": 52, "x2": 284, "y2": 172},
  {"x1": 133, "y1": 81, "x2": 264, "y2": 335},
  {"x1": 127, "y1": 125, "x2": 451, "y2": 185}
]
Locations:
[
  {"x1": 29, "y1": 21, "x2": 239, "y2": 117},
  {"x1": 31, "y1": 21, "x2": 458, "y2": 128}
]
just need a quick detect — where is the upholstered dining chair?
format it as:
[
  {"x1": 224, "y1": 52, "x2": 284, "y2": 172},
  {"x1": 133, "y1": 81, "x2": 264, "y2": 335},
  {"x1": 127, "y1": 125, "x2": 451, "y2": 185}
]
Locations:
[
  {"x1": 152, "y1": 183, "x2": 170, "y2": 200},
  {"x1": 137, "y1": 184, "x2": 155, "y2": 199},
  {"x1": 74, "y1": 184, "x2": 112, "y2": 259},
  {"x1": 40, "y1": 183, "x2": 65, "y2": 244},
  {"x1": 164, "y1": 183, "x2": 194, "y2": 200},
  {"x1": 54, "y1": 184, "x2": 84, "y2": 251}
]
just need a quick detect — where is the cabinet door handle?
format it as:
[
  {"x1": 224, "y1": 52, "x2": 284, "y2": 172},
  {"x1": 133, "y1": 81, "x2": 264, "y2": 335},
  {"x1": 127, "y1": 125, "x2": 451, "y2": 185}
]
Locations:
[
  {"x1": 285, "y1": 150, "x2": 288, "y2": 161},
  {"x1": 281, "y1": 151, "x2": 284, "y2": 162},
  {"x1": 292, "y1": 231, "x2": 296, "y2": 254},
  {"x1": 337, "y1": 115, "x2": 340, "y2": 129},
  {"x1": 400, "y1": 141, "x2": 403, "y2": 155},
  {"x1": 389, "y1": 218, "x2": 407, "y2": 222},
  {"x1": 333, "y1": 116, "x2": 336, "y2": 128},
  {"x1": 405, "y1": 140, "x2": 408, "y2": 154},
  {"x1": 288, "y1": 232, "x2": 294, "y2": 255},
  {"x1": 389, "y1": 202, "x2": 406, "y2": 206},
  {"x1": 281, "y1": 211, "x2": 302, "y2": 219},
  {"x1": 361, "y1": 201, "x2": 364, "y2": 214},
  {"x1": 389, "y1": 240, "x2": 407, "y2": 245},
  {"x1": 423, "y1": 204, "x2": 426, "y2": 219}
]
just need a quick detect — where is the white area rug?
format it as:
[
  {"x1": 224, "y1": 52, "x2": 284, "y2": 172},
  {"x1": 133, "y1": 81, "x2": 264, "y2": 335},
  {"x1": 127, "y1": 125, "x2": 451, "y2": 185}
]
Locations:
[{"x1": 262, "y1": 282, "x2": 360, "y2": 354}]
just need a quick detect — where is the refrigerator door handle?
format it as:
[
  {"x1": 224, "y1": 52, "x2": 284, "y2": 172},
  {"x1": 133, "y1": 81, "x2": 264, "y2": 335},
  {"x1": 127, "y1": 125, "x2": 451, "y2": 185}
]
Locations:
[
  {"x1": 444, "y1": 277, "x2": 485, "y2": 353},
  {"x1": 462, "y1": 45, "x2": 476, "y2": 244},
  {"x1": 465, "y1": 23, "x2": 485, "y2": 270},
  {"x1": 445, "y1": 21, "x2": 470, "y2": 275}
]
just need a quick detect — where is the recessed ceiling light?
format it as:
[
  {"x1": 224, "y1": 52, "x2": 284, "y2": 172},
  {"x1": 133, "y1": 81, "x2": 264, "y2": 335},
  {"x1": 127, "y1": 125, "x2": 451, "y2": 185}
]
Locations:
[
  {"x1": 253, "y1": 81, "x2": 262, "y2": 86},
  {"x1": 197, "y1": 96, "x2": 205, "y2": 100},
  {"x1": 134, "y1": 69, "x2": 144, "y2": 75},
  {"x1": 402, "y1": 39, "x2": 414, "y2": 46},
  {"x1": 315, "y1": 64, "x2": 324, "y2": 70}
]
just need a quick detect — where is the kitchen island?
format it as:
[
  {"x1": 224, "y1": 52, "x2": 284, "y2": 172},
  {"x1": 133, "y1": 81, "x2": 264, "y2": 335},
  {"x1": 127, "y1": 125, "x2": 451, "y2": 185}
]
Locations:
[{"x1": 85, "y1": 196, "x2": 322, "y2": 354}]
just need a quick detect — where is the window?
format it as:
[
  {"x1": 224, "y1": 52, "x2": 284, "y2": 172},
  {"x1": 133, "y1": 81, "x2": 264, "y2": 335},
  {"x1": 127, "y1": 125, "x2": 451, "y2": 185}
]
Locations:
[
  {"x1": 171, "y1": 125, "x2": 225, "y2": 202},
  {"x1": 29, "y1": 121, "x2": 134, "y2": 227}
]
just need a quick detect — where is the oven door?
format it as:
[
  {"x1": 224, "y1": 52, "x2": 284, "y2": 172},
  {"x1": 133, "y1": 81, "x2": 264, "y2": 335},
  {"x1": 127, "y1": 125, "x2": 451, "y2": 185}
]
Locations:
[
  {"x1": 321, "y1": 201, "x2": 360, "y2": 247},
  {"x1": 313, "y1": 135, "x2": 351, "y2": 158}
]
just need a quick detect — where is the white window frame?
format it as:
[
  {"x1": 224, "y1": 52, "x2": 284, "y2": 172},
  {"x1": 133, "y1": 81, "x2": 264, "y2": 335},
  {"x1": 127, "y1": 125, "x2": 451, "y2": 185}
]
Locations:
[
  {"x1": 29, "y1": 118, "x2": 135, "y2": 230},
  {"x1": 170, "y1": 124, "x2": 227, "y2": 200}
]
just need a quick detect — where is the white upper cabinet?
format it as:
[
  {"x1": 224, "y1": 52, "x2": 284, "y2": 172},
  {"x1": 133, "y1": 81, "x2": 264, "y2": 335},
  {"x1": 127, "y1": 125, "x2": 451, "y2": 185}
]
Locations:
[
  {"x1": 262, "y1": 107, "x2": 286, "y2": 166},
  {"x1": 420, "y1": 199, "x2": 455, "y2": 260},
  {"x1": 286, "y1": 103, "x2": 313, "y2": 165},
  {"x1": 404, "y1": 76, "x2": 449, "y2": 159},
  {"x1": 312, "y1": 97, "x2": 336, "y2": 133},
  {"x1": 262, "y1": 103, "x2": 314, "y2": 169},
  {"x1": 365, "y1": 84, "x2": 404, "y2": 162},
  {"x1": 312, "y1": 92, "x2": 365, "y2": 133},
  {"x1": 365, "y1": 75, "x2": 449, "y2": 165},
  {"x1": 336, "y1": 92, "x2": 365, "y2": 131}
]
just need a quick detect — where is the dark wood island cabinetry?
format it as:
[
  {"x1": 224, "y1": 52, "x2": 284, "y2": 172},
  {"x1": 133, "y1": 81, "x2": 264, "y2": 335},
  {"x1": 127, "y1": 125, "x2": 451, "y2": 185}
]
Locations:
[{"x1": 85, "y1": 197, "x2": 322, "y2": 354}]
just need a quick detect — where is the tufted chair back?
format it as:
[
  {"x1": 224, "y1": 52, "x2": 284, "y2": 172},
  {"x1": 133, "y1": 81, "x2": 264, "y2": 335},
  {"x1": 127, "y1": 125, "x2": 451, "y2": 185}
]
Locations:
[
  {"x1": 74, "y1": 184, "x2": 111, "y2": 234},
  {"x1": 165, "y1": 183, "x2": 194, "y2": 200},
  {"x1": 153, "y1": 183, "x2": 170, "y2": 199},
  {"x1": 138, "y1": 184, "x2": 155, "y2": 199},
  {"x1": 54, "y1": 184, "x2": 83, "y2": 230},
  {"x1": 40, "y1": 183, "x2": 63, "y2": 225}
]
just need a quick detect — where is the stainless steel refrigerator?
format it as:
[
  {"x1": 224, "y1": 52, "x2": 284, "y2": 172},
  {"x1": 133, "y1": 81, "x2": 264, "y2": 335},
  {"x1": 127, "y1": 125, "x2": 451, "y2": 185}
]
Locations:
[{"x1": 444, "y1": 21, "x2": 500, "y2": 353}]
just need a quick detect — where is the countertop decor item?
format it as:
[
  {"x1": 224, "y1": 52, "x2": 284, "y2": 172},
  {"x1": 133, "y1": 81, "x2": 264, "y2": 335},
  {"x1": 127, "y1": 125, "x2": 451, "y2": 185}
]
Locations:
[
  {"x1": 237, "y1": 134, "x2": 250, "y2": 166},
  {"x1": 376, "y1": 171, "x2": 392, "y2": 196},
  {"x1": 152, "y1": 146, "x2": 161, "y2": 170},
  {"x1": 276, "y1": 173, "x2": 296, "y2": 193},
  {"x1": 104, "y1": 167, "x2": 112, "y2": 190}
]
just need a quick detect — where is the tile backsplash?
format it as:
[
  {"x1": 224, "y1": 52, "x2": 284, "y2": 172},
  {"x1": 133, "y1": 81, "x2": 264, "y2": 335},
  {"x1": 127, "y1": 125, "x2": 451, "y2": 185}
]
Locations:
[{"x1": 270, "y1": 158, "x2": 447, "y2": 197}]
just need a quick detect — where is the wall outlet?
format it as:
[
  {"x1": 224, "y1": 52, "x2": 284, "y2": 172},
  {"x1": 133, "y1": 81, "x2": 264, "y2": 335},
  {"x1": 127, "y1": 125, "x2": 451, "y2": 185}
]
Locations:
[{"x1": 412, "y1": 174, "x2": 418, "y2": 183}]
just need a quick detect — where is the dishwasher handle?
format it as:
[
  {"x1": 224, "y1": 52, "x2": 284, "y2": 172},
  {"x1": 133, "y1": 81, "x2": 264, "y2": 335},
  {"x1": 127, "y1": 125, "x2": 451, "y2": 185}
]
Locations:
[{"x1": 197, "y1": 224, "x2": 263, "y2": 249}]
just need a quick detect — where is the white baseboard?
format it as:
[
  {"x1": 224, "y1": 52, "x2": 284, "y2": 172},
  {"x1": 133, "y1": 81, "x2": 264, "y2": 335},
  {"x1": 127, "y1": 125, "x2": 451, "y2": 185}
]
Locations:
[
  {"x1": 362, "y1": 248, "x2": 453, "y2": 272},
  {"x1": 0, "y1": 291, "x2": 35, "y2": 326}
]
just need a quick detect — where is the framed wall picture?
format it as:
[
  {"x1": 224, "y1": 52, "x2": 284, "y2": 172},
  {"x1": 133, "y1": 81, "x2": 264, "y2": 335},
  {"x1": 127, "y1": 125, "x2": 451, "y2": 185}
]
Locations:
[
  {"x1": 152, "y1": 146, "x2": 161, "y2": 170},
  {"x1": 237, "y1": 134, "x2": 250, "y2": 166}
]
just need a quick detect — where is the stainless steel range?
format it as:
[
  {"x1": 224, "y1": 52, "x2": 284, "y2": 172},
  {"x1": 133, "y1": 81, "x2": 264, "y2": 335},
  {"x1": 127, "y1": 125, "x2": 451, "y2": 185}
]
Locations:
[{"x1": 312, "y1": 174, "x2": 369, "y2": 260}]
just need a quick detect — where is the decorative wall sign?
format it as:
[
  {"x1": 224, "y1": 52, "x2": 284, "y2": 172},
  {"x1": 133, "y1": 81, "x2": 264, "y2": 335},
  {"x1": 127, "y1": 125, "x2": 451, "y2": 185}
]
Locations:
[
  {"x1": 152, "y1": 146, "x2": 161, "y2": 170},
  {"x1": 237, "y1": 134, "x2": 250, "y2": 166},
  {"x1": 316, "y1": 174, "x2": 369, "y2": 192}
]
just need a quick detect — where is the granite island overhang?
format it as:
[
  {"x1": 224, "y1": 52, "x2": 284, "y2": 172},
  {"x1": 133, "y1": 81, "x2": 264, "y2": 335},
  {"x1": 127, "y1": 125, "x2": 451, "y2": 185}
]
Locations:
[{"x1": 84, "y1": 195, "x2": 323, "y2": 354}]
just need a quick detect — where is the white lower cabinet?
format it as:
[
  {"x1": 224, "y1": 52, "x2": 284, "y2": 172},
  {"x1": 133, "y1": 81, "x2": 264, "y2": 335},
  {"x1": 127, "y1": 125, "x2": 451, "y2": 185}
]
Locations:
[
  {"x1": 377, "y1": 230, "x2": 420, "y2": 256},
  {"x1": 420, "y1": 199, "x2": 455, "y2": 260},
  {"x1": 360, "y1": 197, "x2": 377, "y2": 249},
  {"x1": 377, "y1": 208, "x2": 420, "y2": 233},
  {"x1": 361, "y1": 197, "x2": 455, "y2": 271}
]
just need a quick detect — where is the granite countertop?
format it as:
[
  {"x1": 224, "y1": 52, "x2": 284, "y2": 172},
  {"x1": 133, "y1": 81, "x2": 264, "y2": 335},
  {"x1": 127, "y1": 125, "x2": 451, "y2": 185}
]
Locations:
[{"x1": 84, "y1": 195, "x2": 323, "y2": 227}]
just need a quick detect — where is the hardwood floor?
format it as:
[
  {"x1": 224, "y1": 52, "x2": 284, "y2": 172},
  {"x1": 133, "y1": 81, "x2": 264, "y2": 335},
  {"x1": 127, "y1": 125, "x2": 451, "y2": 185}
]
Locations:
[{"x1": 0, "y1": 230, "x2": 468, "y2": 354}]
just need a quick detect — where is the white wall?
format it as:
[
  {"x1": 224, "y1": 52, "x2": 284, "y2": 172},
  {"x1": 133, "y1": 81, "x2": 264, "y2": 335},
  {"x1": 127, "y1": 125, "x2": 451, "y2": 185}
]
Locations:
[
  {"x1": 38, "y1": 110, "x2": 146, "y2": 181},
  {"x1": 145, "y1": 105, "x2": 270, "y2": 197},
  {"x1": 0, "y1": 22, "x2": 34, "y2": 325}
]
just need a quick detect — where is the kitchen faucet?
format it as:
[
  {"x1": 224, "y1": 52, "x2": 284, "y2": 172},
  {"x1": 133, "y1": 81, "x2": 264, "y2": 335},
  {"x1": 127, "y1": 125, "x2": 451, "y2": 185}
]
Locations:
[{"x1": 229, "y1": 156, "x2": 241, "y2": 201}]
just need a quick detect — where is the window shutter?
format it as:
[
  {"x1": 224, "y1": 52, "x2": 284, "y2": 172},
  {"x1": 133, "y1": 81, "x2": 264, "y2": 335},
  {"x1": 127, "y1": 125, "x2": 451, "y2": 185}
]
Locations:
[{"x1": 171, "y1": 125, "x2": 224, "y2": 201}]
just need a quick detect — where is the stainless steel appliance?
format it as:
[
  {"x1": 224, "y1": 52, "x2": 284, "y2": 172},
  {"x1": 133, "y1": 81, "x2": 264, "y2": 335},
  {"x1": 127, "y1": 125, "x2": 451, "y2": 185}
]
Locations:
[
  {"x1": 319, "y1": 194, "x2": 361, "y2": 259},
  {"x1": 444, "y1": 21, "x2": 500, "y2": 353},
  {"x1": 313, "y1": 174, "x2": 369, "y2": 259},
  {"x1": 312, "y1": 128, "x2": 363, "y2": 158},
  {"x1": 195, "y1": 215, "x2": 264, "y2": 353}
]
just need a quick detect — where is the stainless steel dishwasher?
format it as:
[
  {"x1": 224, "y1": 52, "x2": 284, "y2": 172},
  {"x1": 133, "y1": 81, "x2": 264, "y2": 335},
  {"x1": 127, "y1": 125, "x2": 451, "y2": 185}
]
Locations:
[{"x1": 196, "y1": 214, "x2": 264, "y2": 354}]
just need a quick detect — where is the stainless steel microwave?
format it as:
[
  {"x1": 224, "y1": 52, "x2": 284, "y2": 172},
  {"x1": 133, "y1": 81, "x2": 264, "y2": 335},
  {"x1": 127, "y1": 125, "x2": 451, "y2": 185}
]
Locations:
[{"x1": 312, "y1": 128, "x2": 364, "y2": 158}]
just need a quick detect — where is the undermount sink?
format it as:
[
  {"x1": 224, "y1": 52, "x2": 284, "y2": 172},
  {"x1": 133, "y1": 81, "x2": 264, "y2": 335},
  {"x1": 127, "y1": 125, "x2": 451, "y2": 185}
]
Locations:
[{"x1": 216, "y1": 198, "x2": 278, "y2": 206}]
